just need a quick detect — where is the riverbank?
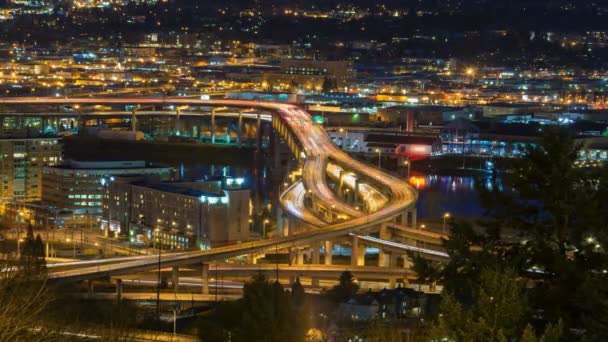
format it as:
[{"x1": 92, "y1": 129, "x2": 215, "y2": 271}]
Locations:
[{"x1": 412, "y1": 155, "x2": 514, "y2": 175}]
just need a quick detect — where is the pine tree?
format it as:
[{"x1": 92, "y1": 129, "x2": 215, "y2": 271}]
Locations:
[{"x1": 328, "y1": 271, "x2": 359, "y2": 303}]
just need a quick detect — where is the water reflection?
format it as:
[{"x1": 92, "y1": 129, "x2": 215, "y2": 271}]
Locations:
[{"x1": 414, "y1": 172, "x2": 504, "y2": 219}]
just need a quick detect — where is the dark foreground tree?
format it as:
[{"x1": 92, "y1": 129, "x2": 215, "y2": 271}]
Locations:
[
  {"x1": 417, "y1": 128, "x2": 608, "y2": 340},
  {"x1": 198, "y1": 273, "x2": 308, "y2": 342},
  {"x1": 327, "y1": 271, "x2": 359, "y2": 303},
  {"x1": 430, "y1": 267, "x2": 563, "y2": 342}
]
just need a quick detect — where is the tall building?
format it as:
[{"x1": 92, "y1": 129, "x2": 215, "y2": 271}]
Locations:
[
  {"x1": 0, "y1": 137, "x2": 62, "y2": 202},
  {"x1": 42, "y1": 160, "x2": 172, "y2": 229},
  {"x1": 105, "y1": 176, "x2": 250, "y2": 250}
]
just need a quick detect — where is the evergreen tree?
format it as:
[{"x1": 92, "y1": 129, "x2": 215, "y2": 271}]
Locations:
[
  {"x1": 327, "y1": 271, "x2": 359, "y2": 303},
  {"x1": 291, "y1": 276, "x2": 305, "y2": 308},
  {"x1": 422, "y1": 128, "x2": 608, "y2": 339},
  {"x1": 199, "y1": 273, "x2": 307, "y2": 342},
  {"x1": 430, "y1": 267, "x2": 563, "y2": 342},
  {"x1": 19, "y1": 225, "x2": 46, "y2": 279}
]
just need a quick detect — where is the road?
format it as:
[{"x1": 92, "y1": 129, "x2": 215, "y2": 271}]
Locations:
[{"x1": 1, "y1": 97, "x2": 419, "y2": 281}]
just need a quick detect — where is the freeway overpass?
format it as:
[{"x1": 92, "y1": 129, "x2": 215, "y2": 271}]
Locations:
[{"x1": 1, "y1": 97, "x2": 421, "y2": 282}]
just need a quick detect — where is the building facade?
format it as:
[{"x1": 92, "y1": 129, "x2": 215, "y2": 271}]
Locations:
[
  {"x1": 105, "y1": 177, "x2": 250, "y2": 250},
  {"x1": 263, "y1": 59, "x2": 355, "y2": 91},
  {"x1": 0, "y1": 137, "x2": 62, "y2": 202},
  {"x1": 42, "y1": 160, "x2": 172, "y2": 229}
]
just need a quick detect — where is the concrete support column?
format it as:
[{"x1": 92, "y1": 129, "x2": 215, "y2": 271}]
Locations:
[
  {"x1": 131, "y1": 109, "x2": 137, "y2": 132},
  {"x1": 399, "y1": 211, "x2": 408, "y2": 226},
  {"x1": 282, "y1": 216, "x2": 291, "y2": 237},
  {"x1": 201, "y1": 263, "x2": 209, "y2": 295},
  {"x1": 378, "y1": 250, "x2": 390, "y2": 267},
  {"x1": 379, "y1": 223, "x2": 391, "y2": 240},
  {"x1": 237, "y1": 110, "x2": 243, "y2": 146},
  {"x1": 248, "y1": 254, "x2": 261, "y2": 264},
  {"x1": 410, "y1": 209, "x2": 417, "y2": 228},
  {"x1": 115, "y1": 278, "x2": 123, "y2": 301},
  {"x1": 338, "y1": 170, "x2": 346, "y2": 194},
  {"x1": 296, "y1": 249, "x2": 304, "y2": 265},
  {"x1": 312, "y1": 241, "x2": 320, "y2": 265},
  {"x1": 402, "y1": 255, "x2": 412, "y2": 270},
  {"x1": 210, "y1": 109, "x2": 216, "y2": 144},
  {"x1": 351, "y1": 235, "x2": 365, "y2": 266},
  {"x1": 256, "y1": 113, "x2": 262, "y2": 150},
  {"x1": 172, "y1": 266, "x2": 179, "y2": 291},
  {"x1": 311, "y1": 277, "x2": 319, "y2": 287},
  {"x1": 388, "y1": 277, "x2": 397, "y2": 289},
  {"x1": 390, "y1": 254, "x2": 399, "y2": 268},
  {"x1": 87, "y1": 280, "x2": 94, "y2": 297},
  {"x1": 324, "y1": 241, "x2": 333, "y2": 265}
]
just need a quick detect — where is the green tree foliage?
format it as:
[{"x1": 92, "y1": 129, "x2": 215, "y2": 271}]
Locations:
[
  {"x1": 480, "y1": 128, "x2": 608, "y2": 338},
  {"x1": 327, "y1": 271, "x2": 359, "y2": 303},
  {"x1": 430, "y1": 268, "x2": 563, "y2": 342},
  {"x1": 198, "y1": 273, "x2": 307, "y2": 342},
  {"x1": 419, "y1": 128, "x2": 608, "y2": 339}
]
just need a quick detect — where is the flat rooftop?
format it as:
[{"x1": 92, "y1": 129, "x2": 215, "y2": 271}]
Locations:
[
  {"x1": 54, "y1": 160, "x2": 170, "y2": 170},
  {"x1": 133, "y1": 182, "x2": 225, "y2": 199}
]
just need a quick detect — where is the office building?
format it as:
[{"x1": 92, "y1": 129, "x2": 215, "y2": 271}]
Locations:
[
  {"x1": 0, "y1": 137, "x2": 62, "y2": 203},
  {"x1": 105, "y1": 176, "x2": 250, "y2": 250},
  {"x1": 263, "y1": 59, "x2": 355, "y2": 91},
  {"x1": 42, "y1": 160, "x2": 172, "y2": 229}
]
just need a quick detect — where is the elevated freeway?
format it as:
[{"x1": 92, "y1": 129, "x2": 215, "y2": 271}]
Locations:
[{"x1": 1, "y1": 97, "x2": 420, "y2": 282}]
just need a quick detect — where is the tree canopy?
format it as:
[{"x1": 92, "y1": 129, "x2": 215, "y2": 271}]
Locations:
[{"x1": 417, "y1": 127, "x2": 608, "y2": 340}]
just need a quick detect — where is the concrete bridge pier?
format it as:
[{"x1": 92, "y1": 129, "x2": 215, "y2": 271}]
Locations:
[
  {"x1": 378, "y1": 250, "x2": 390, "y2": 267},
  {"x1": 86, "y1": 279, "x2": 94, "y2": 297},
  {"x1": 210, "y1": 108, "x2": 216, "y2": 144},
  {"x1": 172, "y1": 266, "x2": 179, "y2": 292},
  {"x1": 201, "y1": 263, "x2": 209, "y2": 295},
  {"x1": 131, "y1": 109, "x2": 137, "y2": 131},
  {"x1": 311, "y1": 241, "x2": 321, "y2": 264},
  {"x1": 237, "y1": 110, "x2": 244, "y2": 146},
  {"x1": 296, "y1": 249, "x2": 305, "y2": 265},
  {"x1": 282, "y1": 216, "x2": 291, "y2": 237},
  {"x1": 388, "y1": 277, "x2": 397, "y2": 289},
  {"x1": 324, "y1": 241, "x2": 333, "y2": 265},
  {"x1": 115, "y1": 278, "x2": 123, "y2": 302},
  {"x1": 248, "y1": 253, "x2": 262, "y2": 264},
  {"x1": 351, "y1": 235, "x2": 365, "y2": 266},
  {"x1": 390, "y1": 254, "x2": 399, "y2": 268},
  {"x1": 338, "y1": 170, "x2": 346, "y2": 194},
  {"x1": 378, "y1": 224, "x2": 392, "y2": 267},
  {"x1": 410, "y1": 209, "x2": 417, "y2": 228},
  {"x1": 256, "y1": 113, "x2": 262, "y2": 151},
  {"x1": 354, "y1": 179, "x2": 361, "y2": 206},
  {"x1": 402, "y1": 255, "x2": 412, "y2": 270}
]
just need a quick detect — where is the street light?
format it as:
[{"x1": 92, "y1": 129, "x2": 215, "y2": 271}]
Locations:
[
  {"x1": 262, "y1": 219, "x2": 270, "y2": 239},
  {"x1": 442, "y1": 213, "x2": 451, "y2": 234},
  {"x1": 403, "y1": 159, "x2": 410, "y2": 178},
  {"x1": 375, "y1": 148, "x2": 381, "y2": 168}
]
